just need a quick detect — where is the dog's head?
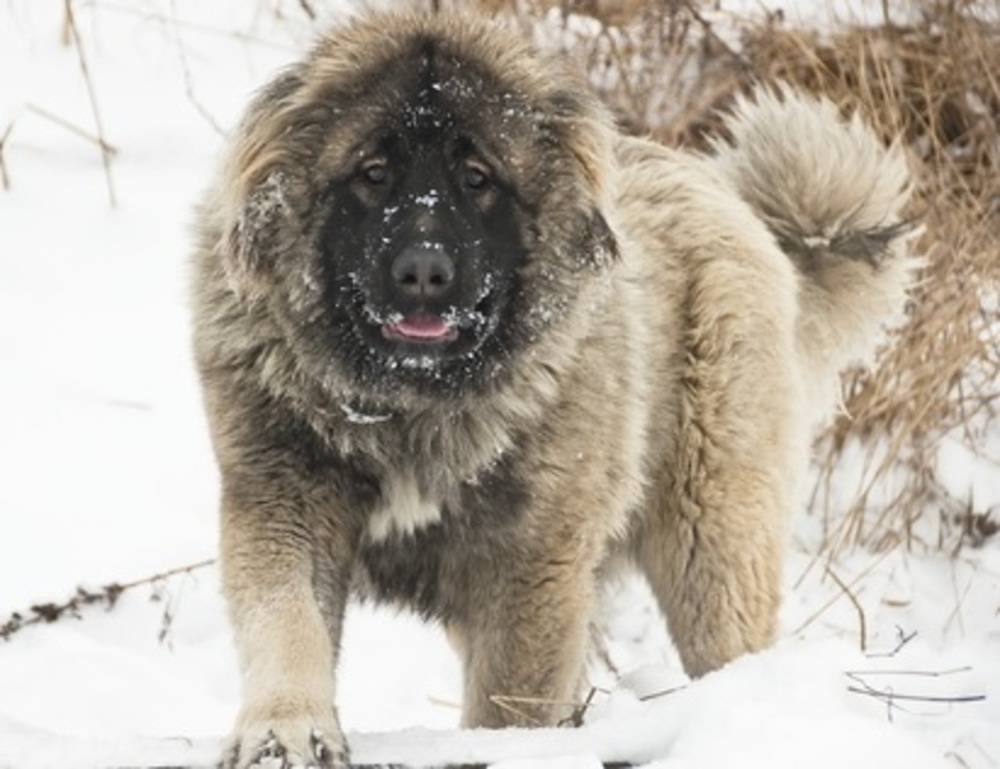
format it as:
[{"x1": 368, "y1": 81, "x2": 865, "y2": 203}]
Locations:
[{"x1": 218, "y1": 14, "x2": 618, "y2": 399}]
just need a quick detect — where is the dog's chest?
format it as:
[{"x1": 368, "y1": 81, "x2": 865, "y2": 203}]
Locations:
[
  {"x1": 356, "y1": 453, "x2": 527, "y2": 615},
  {"x1": 367, "y1": 471, "x2": 442, "y2": 542}
]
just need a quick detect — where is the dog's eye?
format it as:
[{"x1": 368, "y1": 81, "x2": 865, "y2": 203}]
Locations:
[
  {"x1": 360, "y1": 160, "x2": 389, "y2": 186},
  {"x1": 463, "y1": 163, "x2": 491, "y2": 192}
]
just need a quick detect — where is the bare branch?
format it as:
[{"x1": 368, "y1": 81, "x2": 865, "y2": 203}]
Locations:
[
  {"x1": 62, "y1": 0, "x2": 117, "y2": 207},
  {"x1": 168, "y1": 0, "x2": 226, "y2": 136},
  {"x1": 846, "y1": 667, "x2": 987, "y2": 721},
  {"x1": 826, "y1": 566, "x2": 868, "y2": 653},
  {"x1": 0, "y1": 119, "x2": 14, "y2": 190},
  {"x1": 847, "y1": 686, "x2": 986, "y2": 705},
  {"x1": 24, "y1": 104, "x2": 118, "y2": 156},
  {"x1": 790, "y1": 550, "x2": 892, "y2": 637},
  {"x1": 298, "y1": 0, "x2": 317, "y2": 20},
  {"x1": 0, "y1": 559, "x2": 216, "y2": 642},
  {"x1": 487, "y1": 693, "x2": 590, "y2": 727},
  {"x1": 865, "y1": 626, "x2": 918, "y2": 658}
]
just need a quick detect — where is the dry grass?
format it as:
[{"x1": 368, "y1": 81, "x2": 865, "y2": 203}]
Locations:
[
  {"x1": 716, "y1": 4, "x2": 1000, "y2": 557},
  {"x1": 465, "y1": 0, "x2": 1000, "y2": 555},
  {"x1": 729, "y1": 3, "x2": 999, "y2": 556}
]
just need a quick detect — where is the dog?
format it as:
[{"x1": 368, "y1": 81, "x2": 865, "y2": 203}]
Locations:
[{"x1": 190, "y1": 11, "x2": 916, "y2": 767}]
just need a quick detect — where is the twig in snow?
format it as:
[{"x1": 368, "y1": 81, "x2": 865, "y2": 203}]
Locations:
[
  {"x1": 297, "y1": 0, "x2": 317, "y2": 20},
  {"x1": 847, "y1": 685, "x2": 986, "y2": 705},
  {"x1": 845, "y1": 667, "x2": 986, "y2": 722},
  {"x1": 562, "y1": 686, "x2": 601, "y2": 728},
  {"x1": 23, "y1": 104, "x2": 118, "y2": 156},
  {"x1": 943, "y1": 562, "x2": 977, "y2": 639},
  {"x1": 0, "y1": 558, "x2": 215, "y2": 642},
  {"x1": 790, "y1": 549, "x2": 892, "y2": 637},
  {"x1": 169, "y1": 0, "x2": 226, "y2": 136},
  {"x1": 62, "y1": 0, "x2": 117, "y2": 207},
  {"x1": 848, "y1": 666, "x2": 976, "y2": 678},
  {"x1": 826, "y1": 565, "x2": 868, "y2": 652},
  {"x1": 0, "y1": 119, "x2": 14, "y2": 189},
  {"x1": 952, "y1": 505, "x2": 998, "y2": 551},
  {"x1": 488, "y1": 693, "x2": 589, "y2": 727},
  {"x1": 866, "y1": 626, "x2": 918, "y2": 658},
  {"x1": 638, "y1": 684, "x2": 688, "y2": 702}
]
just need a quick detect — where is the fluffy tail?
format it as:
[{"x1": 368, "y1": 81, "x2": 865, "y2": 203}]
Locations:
[{"x1": 709, "y1": 84, "x2": 920, "y2": 413}]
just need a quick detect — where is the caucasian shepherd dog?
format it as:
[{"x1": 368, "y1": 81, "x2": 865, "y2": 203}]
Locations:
[{"x1": 191, "y1": 10, "x2": 916, "y2": 767}]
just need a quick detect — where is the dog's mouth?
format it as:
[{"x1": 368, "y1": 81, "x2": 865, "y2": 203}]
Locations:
[
  {"x1": 357, "y1": 293, "x2": 500, "y2": 367},
  {"x1": 345, "y1": 265, "x2": 507, "y2": 371},
  {"x1": 381, "y1": 312, "x2": 460, "y2": 343}
]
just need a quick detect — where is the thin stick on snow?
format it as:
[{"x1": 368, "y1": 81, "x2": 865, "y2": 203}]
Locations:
[
  {"x1": 563, "y1": 686, "x2": 603, "y2": 728},
  {"x1": 298, "y1": 0, "x2": 317, "y2": 20},
  {"x1": 846, "y1": 687, "x2": 987, "y2": 705},
  {"x1": 638, "y1": 684, "x2": 688, "y2": 702},
  {"x1": 847, "y1": 666, "x2": 975, "y2": 678},
  {"x1": 865, "y1": 626, "x2": 918, "y2": 658},
  {"x1": 789, "y1": 549, "x2": 892, "y2": 638},
  {"x1": 0, "y1": 120, "x2": 14, "y2": 189},
  {"x1": 845, "y1": 667, "x2": 986, "y2": 722},
  {"x1": 0, "y1": 558, "x2": 216, "y2": 641},
  {"x1": 24, "y1": 104, "x2": 118, "y2": 156},
  {"x1": 115, "y1": 558, "x2": 216, "y2": 592},
  {"x1": 943, "y1": 564, "x2": 976, "y2": 639},
  {"x1": 168, "y1": 0, "x2": 226, "y2": 136},
  {"x1": 62, "y1": 0, "x2": 117, "y2": 207},
  {"x1": 826, "y1": 566, "x2": 868, "y2": 652},
  {"x1": 488, "y1": 694, "x2": 589, "y2": 727}
]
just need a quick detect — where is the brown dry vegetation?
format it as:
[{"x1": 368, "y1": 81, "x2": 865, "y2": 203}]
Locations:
[{"x1": 444, "y1": 0, "x2": 1000, "y2": 555}]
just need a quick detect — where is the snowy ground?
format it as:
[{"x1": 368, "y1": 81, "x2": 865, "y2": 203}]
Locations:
[{"x1": 0, "y1": 1, "x2": 997, "y2": 767}]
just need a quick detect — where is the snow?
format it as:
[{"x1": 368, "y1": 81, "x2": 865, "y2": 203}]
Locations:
[{"x1": 0, "y1": 1, "x2": 997, "y2": 767}]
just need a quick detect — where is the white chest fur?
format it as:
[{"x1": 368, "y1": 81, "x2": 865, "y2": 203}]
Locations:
[{"x1": 367, "y1": 471, "x2": 442, "y2": 541}]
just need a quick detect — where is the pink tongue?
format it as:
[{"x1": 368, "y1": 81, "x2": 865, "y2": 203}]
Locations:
[{"x1": 389, "y1": 313, "x2": 454, "y2": 339}]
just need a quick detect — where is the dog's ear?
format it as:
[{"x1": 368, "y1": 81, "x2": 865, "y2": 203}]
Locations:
[
  {"x1": 584, "y1": 208, "x2": 620, "y2": 269},
  {"x1": 221, "y1": 170, "x2": 296, "y2": 299},
  {"x1": 219, "y1": 70, "x2": 313, "y2": 299}
]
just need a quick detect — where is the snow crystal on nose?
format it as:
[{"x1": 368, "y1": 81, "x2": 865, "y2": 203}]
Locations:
[{"x1": 413, "y1": 190, "x2": 441, "y2": 208}]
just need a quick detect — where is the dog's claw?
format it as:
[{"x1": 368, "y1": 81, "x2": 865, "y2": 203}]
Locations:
[{"x1": 230, "y1": 728, "x2": 347, "y2": 769}]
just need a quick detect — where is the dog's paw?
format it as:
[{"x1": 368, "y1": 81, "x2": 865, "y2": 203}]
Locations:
[{"x1": 223, "y1": 715, "x2": 347, "y2": 769}]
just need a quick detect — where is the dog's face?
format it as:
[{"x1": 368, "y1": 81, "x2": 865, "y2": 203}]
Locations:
[
  {"x1": 225, "y1": 27, "x2": 618, "y2": 399},
  {"x1": 317, "y1": 52, "x2": 530, "y2": 385}
]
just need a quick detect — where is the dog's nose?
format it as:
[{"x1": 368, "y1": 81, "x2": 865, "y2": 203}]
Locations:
[{"x1": 390, "y1": 246, "x2": 456, "y2": 298}]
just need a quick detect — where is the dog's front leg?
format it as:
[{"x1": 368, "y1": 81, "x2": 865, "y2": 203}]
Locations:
[{"x1": 220, "y1": 484, "x2": 356, "y2": 769}]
